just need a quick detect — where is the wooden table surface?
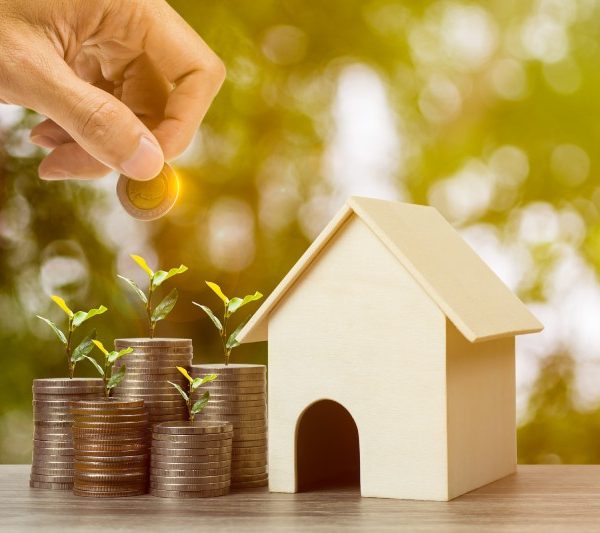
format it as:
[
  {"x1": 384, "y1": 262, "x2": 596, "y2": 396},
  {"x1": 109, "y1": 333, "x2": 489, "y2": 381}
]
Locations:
[{"x1": 2, "y1": 465, "x2": 600, "y2": 531}]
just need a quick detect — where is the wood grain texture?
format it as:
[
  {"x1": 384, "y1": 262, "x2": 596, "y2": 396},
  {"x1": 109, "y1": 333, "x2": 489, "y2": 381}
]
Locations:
[{"x1": 3, "y1": 465, "x2": 600, "y2": 531}]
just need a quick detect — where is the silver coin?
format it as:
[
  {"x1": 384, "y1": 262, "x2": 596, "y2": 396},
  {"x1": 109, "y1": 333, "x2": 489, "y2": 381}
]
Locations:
[
  {"x1": 231, "y1": 478, "x2": 268, "y2": 488},
  {"x1": 115, "y1": 337, "x2": 192, "y2": 347},
  {"x1": 151, "y1": 457, "x2": 230, "y2": 466},
  {"x1": 150, "y1": 487, "x2": 229, "y2": 498},
  {"x1": 151, "y1": 467, "x2": 231, "y2": 477},
  {"x1": 154, "y1": 421, "x2": 232, "y2": 435},
  {"x1": 191, "y1": 364, "x2": 265, "y2": 374}
]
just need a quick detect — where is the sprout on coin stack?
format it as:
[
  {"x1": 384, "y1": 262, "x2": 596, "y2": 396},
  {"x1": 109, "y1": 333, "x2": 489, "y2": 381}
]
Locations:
[
  {"x1": 37, "y1": 295, "x2": 108, "y2": 378},
  {"x1": 193, "y1": 282, "x2": 262, "y2": 366},
  {"x1": 89, "y1": 340, "x2": 133, "y2": 397},
  {"x1": 71, "y1": 339, "x2": 150, "y2": 497},
  {"x1": 118, "y1": 254, "x2": 187, "y2": 339},
  {"x1": 31, "y1": 295, "x2": 108, "y2": 490},
  {"x1": 114, "y1": 254, "x2": 192, "y2": 425},
  {"x1": 192, "y1": 282, "x2": 268, "y2": 489},
  {"x1": 168, "y1": 367, "x2": 217, "y2": 422},
  {"x1": 150, "y1": 420, "x2": 233, "y2": 499}
]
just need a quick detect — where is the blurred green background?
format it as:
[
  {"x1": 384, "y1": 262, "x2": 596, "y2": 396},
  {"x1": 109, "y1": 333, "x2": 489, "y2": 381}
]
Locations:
[{"x1": 1, "y1": 0, "x2": 599, "y2": 463}]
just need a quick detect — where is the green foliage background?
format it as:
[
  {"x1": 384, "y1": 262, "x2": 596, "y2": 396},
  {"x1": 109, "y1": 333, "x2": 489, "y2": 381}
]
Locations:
[{"x1": 1, "y1": 0, "x2": 599, "y2": 463}]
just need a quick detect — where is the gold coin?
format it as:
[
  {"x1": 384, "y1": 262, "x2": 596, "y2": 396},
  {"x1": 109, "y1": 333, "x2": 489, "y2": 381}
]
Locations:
[{"x1": 117, "y1": 163, "x2": 179, "y2": 221}]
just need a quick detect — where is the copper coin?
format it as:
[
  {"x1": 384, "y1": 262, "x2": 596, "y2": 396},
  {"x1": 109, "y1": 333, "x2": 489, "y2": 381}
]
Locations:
[
  {"x1": 191, "y1": 364, "x2": 265, "y2": 374},
  {"x1": 115, "y1": 337, "x2": 191, "y2": 347}
]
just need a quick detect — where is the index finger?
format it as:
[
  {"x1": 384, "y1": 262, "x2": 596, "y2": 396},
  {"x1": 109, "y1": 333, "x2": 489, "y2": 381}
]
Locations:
[{"x1": 144, "y1": 2, "x2": 226, "y2": 160}]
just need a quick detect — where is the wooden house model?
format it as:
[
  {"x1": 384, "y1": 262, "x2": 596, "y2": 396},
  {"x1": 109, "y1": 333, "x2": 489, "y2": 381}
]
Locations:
[{"x1": 237, "y1": 196, "x2": 543, "y2": 501}]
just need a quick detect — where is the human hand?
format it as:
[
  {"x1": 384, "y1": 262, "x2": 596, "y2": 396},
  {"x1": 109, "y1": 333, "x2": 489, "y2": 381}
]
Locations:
[{"x1": 0, "y1": 0, "x2": 225, "y2": 181}]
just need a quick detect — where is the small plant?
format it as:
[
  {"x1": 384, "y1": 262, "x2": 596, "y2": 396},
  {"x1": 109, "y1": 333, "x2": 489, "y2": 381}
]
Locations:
[
  {"x1": 118, "y1": 254, "x2": 188, "y2": 338},
  {"x1": 169, "y1": 367, "x2": 218, "y2": 422},
  {"x1": 36, "y1": 295, "x2": 108, "y2": 378},
  {"x1": 89, "y1": 340, "x2": 133, "y2": 398},
  {"x1": 193, "y1": 282, "x2": 262, "y2": 366}
]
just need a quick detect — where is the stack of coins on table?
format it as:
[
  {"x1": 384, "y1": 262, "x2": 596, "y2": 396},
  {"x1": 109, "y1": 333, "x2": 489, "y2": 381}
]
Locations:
[
  {"x1": 70, "y1": 399, "x2": 150, "y2": 497},
  {"x1": 31, "y1": 378, "x2": 103, "y2": 490},
  {"x1": 150, "y1": 421, "x2": 233, "y2": 498},
  {"x1": 191, "y1": 364, "x2": 267, "y2": 488},
  {"x1": 112, "y1": 338, "x2": 192, "y2": 424}
]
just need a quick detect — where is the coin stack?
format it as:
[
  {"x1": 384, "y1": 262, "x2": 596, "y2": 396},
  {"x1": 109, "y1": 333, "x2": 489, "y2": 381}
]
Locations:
[
  {"x1": 71, "y1": 398, "x2": 150, "y2": 497},
  {"x1": 150, "y1": 421, "x2": 233, "y2": 498},
  {"x1": 31, "y1": 378, "x2": 104, "y2": 490},
  {"x1": 191, "y1": 364, "x2": 267, "y2": 488},
  {"x1": 112, "y1": 338, "x2": 192, "y2": 424}
]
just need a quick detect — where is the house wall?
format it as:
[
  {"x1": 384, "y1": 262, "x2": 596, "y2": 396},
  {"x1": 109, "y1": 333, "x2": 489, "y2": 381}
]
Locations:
[
  {"x1": 446, "y1": 322, "x2": 516, "y2": 499},
  {"x1": 268, "y1": 215, "x2": 449, "y2": 500}
]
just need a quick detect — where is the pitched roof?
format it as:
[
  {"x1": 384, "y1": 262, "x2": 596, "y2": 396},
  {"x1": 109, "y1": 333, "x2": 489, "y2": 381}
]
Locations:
[{"x1": 237, "y1": 196, "x2": 543, "y2": 344}]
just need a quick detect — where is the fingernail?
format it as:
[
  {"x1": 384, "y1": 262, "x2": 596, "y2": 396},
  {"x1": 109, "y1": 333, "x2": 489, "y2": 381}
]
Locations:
[
  {"x1": 30, "y1": 135, "x2": 59, "y2": 149},
  {"x1": 39, "y1": 170, "x2": 71, "y2": 180},
  {"x1": 120, "y1": 136, "x2": 164, "y2": 180}
]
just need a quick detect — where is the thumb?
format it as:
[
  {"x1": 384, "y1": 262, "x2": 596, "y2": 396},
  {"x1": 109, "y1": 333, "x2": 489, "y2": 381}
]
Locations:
[{"x1": 30, "y1": 60, "x2": 164, "y2": 181}]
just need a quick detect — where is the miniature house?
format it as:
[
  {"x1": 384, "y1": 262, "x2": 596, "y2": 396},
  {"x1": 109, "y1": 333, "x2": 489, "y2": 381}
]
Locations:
[{"x1": 237, "y1": 196, "x2": 543, "y2": 501}]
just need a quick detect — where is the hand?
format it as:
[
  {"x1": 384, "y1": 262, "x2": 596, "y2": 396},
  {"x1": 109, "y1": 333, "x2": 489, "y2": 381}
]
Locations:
[{"x1": 0, "y1": 0, "x2": 225, "y2": 181}]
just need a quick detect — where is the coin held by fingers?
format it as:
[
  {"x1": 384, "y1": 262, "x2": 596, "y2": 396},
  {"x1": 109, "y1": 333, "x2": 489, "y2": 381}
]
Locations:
[{"x1": 117, "y1": 163, "x2": 179, "y2": 221}]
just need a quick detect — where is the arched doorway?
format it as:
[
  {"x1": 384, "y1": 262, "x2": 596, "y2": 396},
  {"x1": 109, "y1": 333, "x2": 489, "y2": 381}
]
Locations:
[{"x1": 295, "y1": 399, "x2": 360, "y2": 491}]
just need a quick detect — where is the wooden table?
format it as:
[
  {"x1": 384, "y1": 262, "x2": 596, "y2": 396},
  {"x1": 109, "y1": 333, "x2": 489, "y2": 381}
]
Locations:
[{"x1": 2, "y1": 465, "x2": 600, "y2": 531}]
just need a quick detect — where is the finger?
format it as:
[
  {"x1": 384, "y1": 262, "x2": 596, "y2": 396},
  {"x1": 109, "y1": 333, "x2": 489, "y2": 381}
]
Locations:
[
  {"x1": 30, "y1": 119, "x2": 73, "y2": 149},
  {"x1": 38, "y1": 142, "x2": 111, "y2": 180},
  {"x1": 17, "y1": 48, "x2": 164, "y2": 181},
  {"x1": 144, "y1": 2, "x2": 226, "y2": 159},
  {"x1": 120, "y1": 53, "x2": 171, "y2": 131}
]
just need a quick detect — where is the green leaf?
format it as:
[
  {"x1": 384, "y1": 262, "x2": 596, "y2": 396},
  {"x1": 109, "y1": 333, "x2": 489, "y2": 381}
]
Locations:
[
  {"x1": 226, "y1": 315, "x2": 251, "y2": 350},
  {"x1": 92, "y1": 339, "x2": 109, "y2": 356},
  {"x1": 131, "y1": 254, "x2": 154, "y2": 278},
  {"x1": 191, "y1": 392, "x2": 210, "y2": 415},
  {"x1": 82, "y1": 355, "x2": 104, "y2": 377},
  {"x1": 72, "y1": 305, "x2": 108, "y2": 328},
  {"x1": 71, "y1": 329, "x2": 96, "y2": 362},
  {"x1": 192, "y1": 302, "x2": 223, "y2": 332},
  {"x1": 227, "y1": 291, "x2": 263, "y2": 314},
  {"x1": 191, "y1": 373, "x2": 217, "y2": 391},
  {"x1": 36, "y1": 316, "x2": 67, "y2": 344},
  {"x1": 206, "y1": 281, "x2": 229, "y2": 304},
  {"x1": 177, "y1": 366, "x2": 193, "y2": 384},
  {"x1": 51, "y1": 295, "x2": 74, "y2": 318},
  {"x1": 168, "y1": 381, "x2": 189, "y2": 402},
  {"x1": 107, "y1": 364, "x2": 126, "y2": 390},
  {"x1": 108, "y1": 347, "x2": 133, "y2": 364},
  {"x1": 118, "y1": 275, "x2": 148, "y2": 304},
  {"x1": 152, "y1": 265, "x2": 188, "y2": 288},
  {"x1": 151, "y1": 288, "x2": 178, "y2": 323}
]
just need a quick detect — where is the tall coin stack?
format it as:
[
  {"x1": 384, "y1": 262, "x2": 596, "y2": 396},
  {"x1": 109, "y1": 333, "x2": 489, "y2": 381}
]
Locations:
[
  {"x1": 150, "y1": 421, "x2": 233, "y2": 498},
  {"x1": 191, "y1": 364, "x2": 267, "y2": 488},
  {"x1": 71, "y1": 399, "x2": 150, "y2": 497},
  {"x1": 31, "y1": 378, "x2": 103, "y2": 490},
  {"x1": 113, "y1": 338, "x2": 192, "y2": 424}
]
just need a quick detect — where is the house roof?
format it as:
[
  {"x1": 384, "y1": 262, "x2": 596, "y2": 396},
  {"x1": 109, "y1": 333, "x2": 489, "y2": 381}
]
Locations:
[{"x1": 237, "y1": 196, "x2": 543, "y2": 344}]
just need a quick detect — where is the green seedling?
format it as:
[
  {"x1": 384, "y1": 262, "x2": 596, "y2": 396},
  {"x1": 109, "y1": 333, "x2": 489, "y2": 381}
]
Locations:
[
  {"x1": 118, "y1": 254, "x2": 188, "y2": 338},
  {"x1": 90, "y1": 340, "x2": 133, "y2": 398},
  {"x1": 169, "y1": 367, "x2": 218, "y2": 422},
  {"x1": 36, "y1": 295, "x2": 108, "y2": 378},
  {"x1": 193, "y1": 282, "x2": 262, "y2": 366}
]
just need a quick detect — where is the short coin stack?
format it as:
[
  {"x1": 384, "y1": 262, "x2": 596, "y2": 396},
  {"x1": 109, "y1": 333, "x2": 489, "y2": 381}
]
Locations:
[
  {"x1": 113, "y1": 338, "x2": 192, "y2": 424},
  {"x1": 150, "y1": 421, "x2": 233, "y2": 498},
  {"x1": 31, "y1": 378, "x2": 103, "y2": 490},
  {"x1": 71, "y1": 398, "x2": 150, "y2": 497},
  {"x1": 191, "y1": 364, "x2": 267, "y2": 488}
]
